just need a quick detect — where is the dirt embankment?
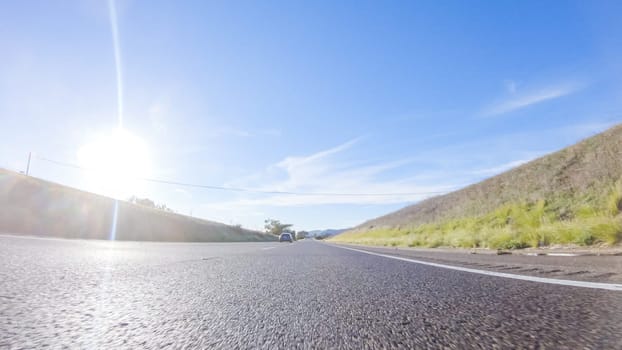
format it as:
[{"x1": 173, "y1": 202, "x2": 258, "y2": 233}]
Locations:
[{"x1": 0, "y1": 169, "x2": 274, "y2": 242}]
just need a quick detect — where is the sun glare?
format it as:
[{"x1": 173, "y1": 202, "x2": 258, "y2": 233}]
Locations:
[{"x1": 77, "y1": 128, "x2": 152, "y2": 198}]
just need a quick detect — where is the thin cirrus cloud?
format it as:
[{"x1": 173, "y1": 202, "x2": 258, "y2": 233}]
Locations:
[
  {"x1": 483, "y1": 83, "x2": 581, "y2": 117},
  {"x1": 219, "y1": 138, "x2": 457, "y2": 207}
]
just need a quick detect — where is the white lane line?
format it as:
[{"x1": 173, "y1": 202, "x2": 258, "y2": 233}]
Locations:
[
  {"x1": 261, "y1": 247, "x2": 277, "y2": 250},
  {"x1": 329, "y1": 244, "x2": 622, "y2": 292}
]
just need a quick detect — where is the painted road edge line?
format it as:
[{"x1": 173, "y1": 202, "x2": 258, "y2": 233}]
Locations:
[{"x1": 328, "y1": 244, "x2": 622, "y2": 292}]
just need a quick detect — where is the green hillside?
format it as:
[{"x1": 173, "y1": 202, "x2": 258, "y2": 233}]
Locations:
[
  {"x1": 0, "y1": 169, "x2": 275, "y2": 242},
  {"x1": 332, "y1": 124, "x2": 622, "y2": 249}
]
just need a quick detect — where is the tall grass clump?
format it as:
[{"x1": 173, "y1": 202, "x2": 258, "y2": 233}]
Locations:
[{"x1": 606, "y1": 178, "x2": 622, "y2": 216}]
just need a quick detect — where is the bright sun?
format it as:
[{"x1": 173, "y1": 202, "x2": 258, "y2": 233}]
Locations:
[{"x1": 77, "y1": 128, "x2": 152, "y2": 199}]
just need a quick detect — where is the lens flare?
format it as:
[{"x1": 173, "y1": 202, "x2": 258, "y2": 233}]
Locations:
[
  {"x1": 108, "y1": 0, "x2": 123, "y2": 128},
  {"x1": 110, "y1": 199, "x2": 119, "y2": 240}
]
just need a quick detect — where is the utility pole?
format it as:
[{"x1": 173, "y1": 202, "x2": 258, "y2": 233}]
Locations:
[{"x1": 26, "y1": 152, "x2": 32, "y2": 176}]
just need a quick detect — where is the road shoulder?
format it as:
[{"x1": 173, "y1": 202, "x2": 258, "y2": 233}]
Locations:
[{"x1": 325, "y1": 242, "x2": 622, "y2": 284}]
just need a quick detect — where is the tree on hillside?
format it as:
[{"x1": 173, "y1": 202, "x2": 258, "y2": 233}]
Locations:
[
  {"x1": 264, "y1": 218, "x2": 293, "y2": 236},
  {"x1": 128, "y1": 196, "x2": 174, "y2": 213}
]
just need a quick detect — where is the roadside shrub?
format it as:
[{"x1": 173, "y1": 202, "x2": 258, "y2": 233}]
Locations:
[
  {"x1": 498, "y1": 239, "x2": 530, "y2": 250},
  {"x1": 606, "y1": 179, "x2": 622, "y2": 216},
  {"x1": 445, "y1": 230, "x2": 479, "y2": 248},
  {"x1": 516, "y1": 228, "x2": 544, "y2": 248},
  {"x1": 426, "y1": 236, "x2": 444, "y2": 248},
  {"x1": 575, "y1": 205, "x2": 599, "y2": 219},
  {"x1": 486, "y1": 231, "x2": 515, "y2": 249},
  {"x1": 407, "y1": 239, "x2": 424, "y2": 247},
  {"x1": 532, "y1": 226, "x2": 554, "y2": 247},
  {"x1": 588, "y1": 218, "x2": 622, "y2": 245},
  {"x1": 574, "y1": 231, "x2": 596, "y2": 245},
  {"x1": 551, "y1": 223, "x2": 585, "y2": 244}
]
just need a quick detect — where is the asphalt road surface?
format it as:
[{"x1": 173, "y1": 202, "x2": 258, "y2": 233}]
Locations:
[{"x1": 1, "y1": 235, "x2": 621, "y2": 349}]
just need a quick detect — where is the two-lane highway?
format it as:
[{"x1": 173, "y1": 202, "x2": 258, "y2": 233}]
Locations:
[{"x1": 1, "y1": 235, "x2": 621, "y2": 349}]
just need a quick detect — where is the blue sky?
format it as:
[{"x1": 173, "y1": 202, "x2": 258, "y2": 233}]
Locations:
[{"x1": 1, "y1": 0, "x2": 622, "y2": 231}]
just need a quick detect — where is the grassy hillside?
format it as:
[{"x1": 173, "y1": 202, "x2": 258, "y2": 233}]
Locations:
[
  {"x1": 0, "y1": 169, "x2": 275, "y2": 242},
  {"x1": 332, "y1": 124, "x2": 622, "y2": 249}
]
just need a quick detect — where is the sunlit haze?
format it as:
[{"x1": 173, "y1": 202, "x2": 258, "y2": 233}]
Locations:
[
  {"x1": 1, "y1": 1, "x2": 621, "y2": 231},
  {"x1": 77, "y1": 128, "x2": 152, "y2": 199}
]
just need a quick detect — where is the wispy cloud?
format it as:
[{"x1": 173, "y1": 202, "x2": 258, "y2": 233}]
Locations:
[
  {"x1": 277, "y1": 137, "x2": 360, "y2": 170},
  {"x1": 484, "y1": 82, "x2": 581, "y2": 116},
  {"x1": 219, "y1": 138, "x2": 456, "y2": 207}
]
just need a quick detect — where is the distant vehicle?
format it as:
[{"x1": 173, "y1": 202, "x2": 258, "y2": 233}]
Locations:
[{"x1": 279, "y1": 233, "x2": 293, "y2": 243}]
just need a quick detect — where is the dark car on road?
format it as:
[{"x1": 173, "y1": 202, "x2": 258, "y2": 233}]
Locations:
[{"x1": 279, "y1": 233, "x2": 293, "y2": 243}]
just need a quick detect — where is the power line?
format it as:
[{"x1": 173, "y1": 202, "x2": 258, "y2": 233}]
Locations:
[{"x1": 34, "y1": 155, "x2": 452, "y2": 197}]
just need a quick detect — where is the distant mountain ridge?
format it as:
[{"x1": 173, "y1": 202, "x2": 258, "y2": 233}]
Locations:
[{"x1": 332, "y1": 124, "x2": 622, "y2": 248}]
